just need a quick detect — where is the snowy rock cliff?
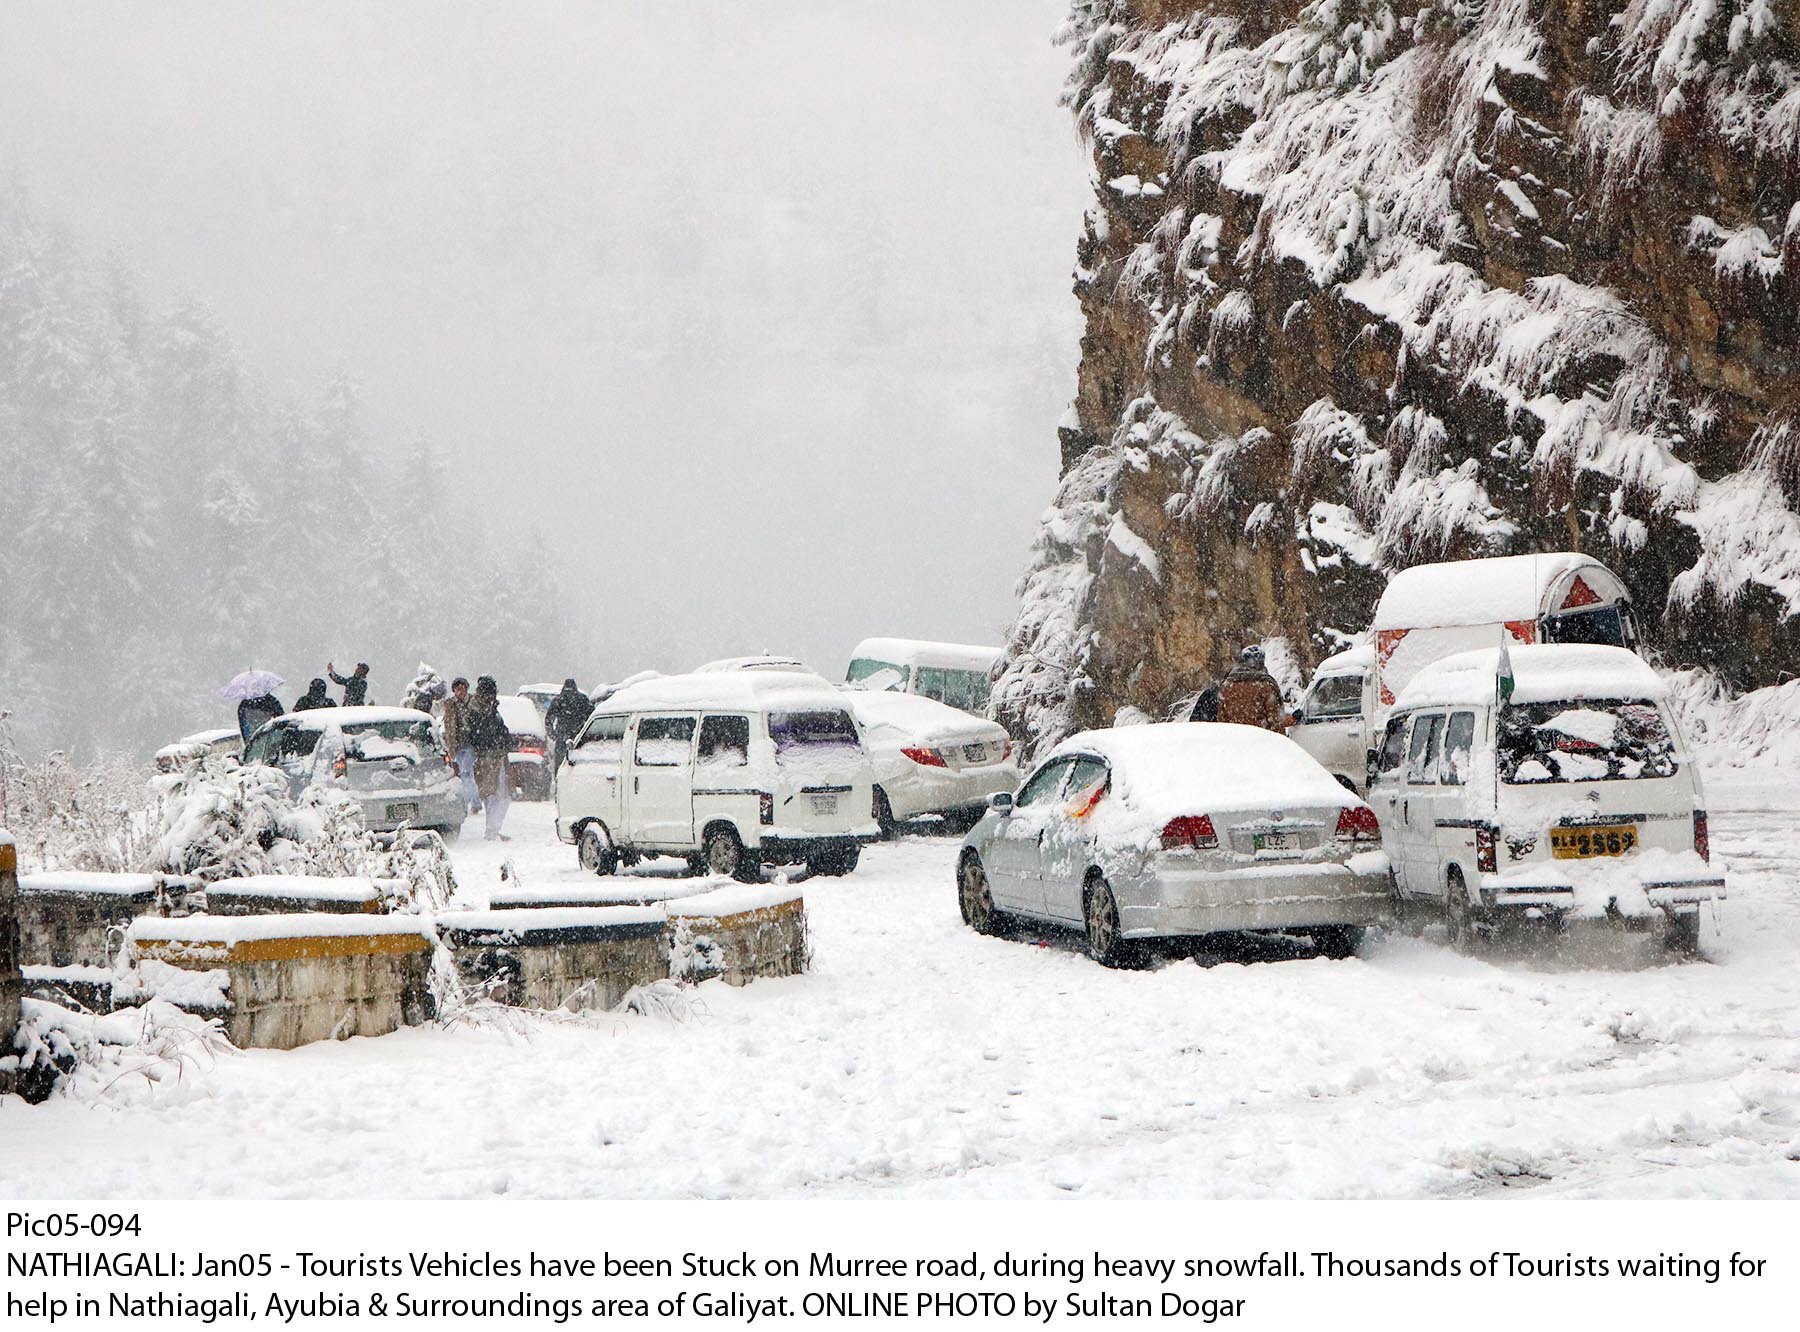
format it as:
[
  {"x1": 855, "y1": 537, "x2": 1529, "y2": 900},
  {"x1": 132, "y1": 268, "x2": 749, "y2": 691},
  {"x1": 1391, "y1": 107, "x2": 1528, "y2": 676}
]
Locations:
[{"x1": 996, "y1": 0, "x2": 1800, "y2": 744}]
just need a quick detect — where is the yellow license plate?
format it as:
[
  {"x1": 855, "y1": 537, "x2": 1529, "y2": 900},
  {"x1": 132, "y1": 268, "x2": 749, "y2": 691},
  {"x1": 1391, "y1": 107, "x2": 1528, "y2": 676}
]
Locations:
[{"x1": 1550, "y1": 824, "x2": 1637, "y2": 859}]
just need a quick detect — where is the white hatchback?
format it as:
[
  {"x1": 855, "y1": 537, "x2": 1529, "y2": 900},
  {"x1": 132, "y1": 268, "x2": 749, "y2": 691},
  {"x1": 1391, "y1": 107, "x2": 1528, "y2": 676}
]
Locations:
[{"x1": 242, "y1": 707, "x2": 465, "y2": 837}]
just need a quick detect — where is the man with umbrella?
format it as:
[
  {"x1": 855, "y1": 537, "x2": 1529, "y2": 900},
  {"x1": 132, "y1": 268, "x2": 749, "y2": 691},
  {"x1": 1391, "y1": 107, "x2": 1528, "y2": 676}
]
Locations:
[{"x1": 221, "y1": 670, "x2": 286, "y2": 743}]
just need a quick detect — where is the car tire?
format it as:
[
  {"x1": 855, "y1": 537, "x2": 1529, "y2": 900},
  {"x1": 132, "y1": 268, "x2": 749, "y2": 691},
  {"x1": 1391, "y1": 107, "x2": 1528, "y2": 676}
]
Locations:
[
  {"x1": 1312, "y1": 925, "x2": 1365, "y2": 960},
  {"x1": 1445, "y1": 867, "x2": 1479, "y2": 955},
  {"x1": 1083, "y1": 876, "x2": 1135, "y2": 968},
  {"x1": 958, "y1": 854, "x2": 1002, "y2": 935},
  {"x1": 577, "y1": 824, "x2": 618, "y2": 877},
  {"x1": 874, "y1": 787, "x2": 898, "y2": 841},
  {"x1": 1663, "y1": 911, "x2": 1702, "y2": 958},
  {"x1": 704, "y1": 826, "x2": 761, "y2": 883},
  {"x1": 432, "y1": 823, "x2": 461, "y2": 845},
  {"x1": 807, "y1": 844, "x2": 860, "y2": 877}
]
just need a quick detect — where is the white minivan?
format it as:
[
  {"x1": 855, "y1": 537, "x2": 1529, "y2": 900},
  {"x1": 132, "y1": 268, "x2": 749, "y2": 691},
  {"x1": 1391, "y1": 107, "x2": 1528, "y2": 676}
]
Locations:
[
  {"x1": 554, "y1": 671, "x2": 879, "y2": 881},
  {"x1": 1369, "y1": 644, "x2": 1724, "y2": 954},
  {"x1": 844, "y1": 638, "x2": 1001, "y2": 715},
  {"x1": 1286, "y1": 644, "x2": 1374, "y2": 791}
]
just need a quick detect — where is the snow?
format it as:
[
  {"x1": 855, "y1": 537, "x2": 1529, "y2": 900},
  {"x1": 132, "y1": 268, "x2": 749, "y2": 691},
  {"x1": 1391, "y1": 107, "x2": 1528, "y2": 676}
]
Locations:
[
  {"x1": 18, "y1": 871, "x2": 161, "y2": 898},
  {"x1": 841, "y1": 689, "x2": 1007, "y2": 747},
  {"x1": 1373, "y1": 553, "x2": 1607, "y2": 629},
  {"x1": 1399, "y1": 645, "x2": 1668, "y2": 710},
  {"x1": 205, "y1": 874, "x2": 381, "y2": 904},
  {"x1": 5, "y1": 785, "x2": 1796, "y2": 1198},
  {"x1": 665, "y1": 883, "x2": 804, "y2": 920},
  {"x1": 600, "y1": 671, "x2": 855, "y2": 716},
  {"x1": 848, "y1": 638, "x2": 1001, "y2": 675},
  {"x1": 127, "y1": 913, "x2": 435, "y2": 946},
  {"x1": 1103, "y1": 514, "x2": 1163, "y2": 581},
  {"x1": 487, "y1": 881, "x2": 717, "y2": 909}
]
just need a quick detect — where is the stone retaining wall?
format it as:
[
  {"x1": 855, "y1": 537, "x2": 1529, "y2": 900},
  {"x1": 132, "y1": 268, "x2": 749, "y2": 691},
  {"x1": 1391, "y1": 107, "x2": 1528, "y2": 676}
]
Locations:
[
  {"x1": 436, "y1": 907, "x2": 670, "y2": 1012},
  {"x1": 128, "y1": 915, "x2": 435, "y2": 1051},
  {"x1": 666, "y1": 886, "x2": 808, "y2": 987},
  {"x1": 16, "y1": 872, "x2": 172, "y2": 969},
  {"x1": 1, "y1": 837, "x2": 20, "y2": 1094}
]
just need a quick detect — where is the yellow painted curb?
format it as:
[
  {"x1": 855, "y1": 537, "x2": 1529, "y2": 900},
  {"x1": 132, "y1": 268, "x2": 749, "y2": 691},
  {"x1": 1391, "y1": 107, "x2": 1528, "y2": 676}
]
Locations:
[{"x1": 135, "y1": 931, "x2": 431, "y2": 967}]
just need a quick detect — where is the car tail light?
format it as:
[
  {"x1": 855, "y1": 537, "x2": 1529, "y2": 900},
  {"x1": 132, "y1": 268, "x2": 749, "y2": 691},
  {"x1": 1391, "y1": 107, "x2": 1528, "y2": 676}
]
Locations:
[
  {"x1": 518, "y1": 738, "x2": 546, "y2": 755},
  {"x1": 1693, "y1": 810, "x2": 1709, "y2": 862},
  {"x1": 332, "y1": 753, "x2": 347, "y2": 779},
  {"x1": 1476, "y1": 827, "x2": 1497, "y2": 874},
  {"x1": 1160, "y1": 815, "x2": 1218, "y2": 850},
  {"x1": 902, "y1": 746, "x2": 947, "y2": 768},
  {"x1": 761, "y1": 793, "x2": 775, "y2": 826},
  {"x1": 1334, "y1": 806, "x2": 1381, "y2": 842},
  {"x1": 1002, "y1": 738, "x2": 1014, "y2": 761}
]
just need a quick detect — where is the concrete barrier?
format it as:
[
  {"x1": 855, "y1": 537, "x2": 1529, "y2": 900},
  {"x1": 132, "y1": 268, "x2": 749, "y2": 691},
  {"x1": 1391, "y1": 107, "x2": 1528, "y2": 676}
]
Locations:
[
  {"x1": 666, "y1": 884, "x2": 808, "y2": 986},
  {"x1": 436, "y1": 907, "x2": 669, "y2": 1012},
  {"x1": 127, "y1": 914, "x2": 435, "y2": 1050},
  {"x1": 1, "y1": 835, "x2": 20, "y2": 1093},
  {"x1": 204, "y1": 875, "x2": 384, "y2": 916},
  {"x1": 16, "y1": 871, "x2": 169, "y2": 968}
]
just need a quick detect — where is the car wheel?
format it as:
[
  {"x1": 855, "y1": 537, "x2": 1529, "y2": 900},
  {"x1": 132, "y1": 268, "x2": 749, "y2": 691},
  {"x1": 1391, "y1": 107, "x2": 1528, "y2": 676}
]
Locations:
[
  {"x1": 433, "y1": 823, "x2": 461, "y2": 845},
  {"x1": 959, "y1": 855, "x2": 1001, "y2": 935},
  {"x1": 577, "y1": 825, "x2": 618, "y2": 877},
  {"x1": 807, "y1": 844, "x2": 860, "y2": 877},
  {"x1": 1663, "y1": 911, "x2": 1701, "y2": 958},
  {"x1": 704, "y1": 826, "x2": 761, "y2": 883},
  {"x1": 1083, "y1": 876, "x2": 1134, "y2": 967},
  {"x1": 1445, "y1": 867, "x2": 1479, "y2": 955},
  {"x1": 874, "y1": 787, "x2": 898, "y2": 841},
  {"x1": 1312, "y1": 925, "x2": 1364, "y2": 960}
]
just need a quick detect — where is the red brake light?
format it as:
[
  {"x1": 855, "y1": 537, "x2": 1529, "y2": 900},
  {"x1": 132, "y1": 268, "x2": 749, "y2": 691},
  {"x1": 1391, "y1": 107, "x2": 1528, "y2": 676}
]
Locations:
[
  {"x1": 1693, "y1": 811, "x2": 1709, "y2": 862},
  {"x1": 902, "y1": 746, "x2": 947, "y2": 768},
  {"x1": 1334, "y1": 806, "x2": 1381, "y2": 842},
  {"x1": 332, "y1": 754, "x2": 347, "y2": 779},
  {"x1": 1160, "y1": 815, "x2": 1218, "y2": 850},
  {"x1": 1003, "y1": 738, "x2": 1014, "y2": 761},
  {"x1": 1476, "y1": 827, "x2": 1497, "y2": 874}
]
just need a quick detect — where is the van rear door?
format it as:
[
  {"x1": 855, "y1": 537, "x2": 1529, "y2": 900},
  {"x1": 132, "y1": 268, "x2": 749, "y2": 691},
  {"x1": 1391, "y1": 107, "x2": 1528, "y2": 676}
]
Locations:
[{"x1": 629, "y1": 715, "x2": 698, "y2": 848}]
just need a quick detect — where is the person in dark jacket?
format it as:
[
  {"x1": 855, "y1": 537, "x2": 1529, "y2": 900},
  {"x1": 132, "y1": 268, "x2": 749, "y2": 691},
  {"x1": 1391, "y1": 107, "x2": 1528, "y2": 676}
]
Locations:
[
  {"x1": 293, "y1": 679, "x2": 336, "y2": 712},
  {"x1": 467, "y1": 676, "x2": 513, "y2": 841},
  {"x1": 543, "y1": 678, "x2": 594, "y2": 772},
  {"x1": 1188, "y1": 684, "x2": 1220, "y2": 723},
  {"x1": 327, "y1": 661, "x2": 370, "y2": 707},
  {"x1": 237, "y1": 692, "x2": 284, "y2": 743},
  {"x1": 1216, "y1": 646, "x2": 1286, "y2": 730}
]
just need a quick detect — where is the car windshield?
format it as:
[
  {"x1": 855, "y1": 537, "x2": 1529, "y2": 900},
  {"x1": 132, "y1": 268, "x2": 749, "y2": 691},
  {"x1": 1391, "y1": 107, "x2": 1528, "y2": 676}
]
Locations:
[
  {"x1": 846, "y1": 658, "x2": 909, "y2": 691},
  {"x1": 1499, "y1": 699, "x2": 1677, "y2": 784},
  {"x1": 768, "y1": 710, "x2": 859, "y2": 755},
  {"x1": 341, "y1": 719, "x2": 436, "y2": 762}
]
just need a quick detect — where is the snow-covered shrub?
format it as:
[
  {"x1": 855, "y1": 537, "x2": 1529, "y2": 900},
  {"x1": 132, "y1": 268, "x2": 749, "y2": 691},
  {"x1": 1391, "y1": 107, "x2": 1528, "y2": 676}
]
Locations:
[
  {"x1": 7, "y1": 996, "x2": 228, "y2": 1105},
  {"x1": 0, "y1": 711, "x2": 155, "y2": 874},
  {"x1": 151, "y1": 756, "x2": 317, "y2": 882}
]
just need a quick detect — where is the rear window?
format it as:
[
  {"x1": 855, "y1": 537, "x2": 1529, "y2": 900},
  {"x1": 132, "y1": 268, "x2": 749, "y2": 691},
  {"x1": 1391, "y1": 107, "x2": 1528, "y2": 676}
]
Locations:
[
  {"x1": 916, "y1": 666, "x2": 990, "y2": 711},
  {"x1": 1542, "y1": 605, "x2": 1628, "y2": 648},
  {"x1": 1500, "y1": 699, "x2": 1678, "y2": 784},
  {"x1": 768, "y1": 710, "x2": 859, "y2": 755},
  {"x1": 341, "y1": 719, "x2": 438, "y2": 762},
  {"x1": 846, "y1": 658, "x2": 910, "y2": 690}
]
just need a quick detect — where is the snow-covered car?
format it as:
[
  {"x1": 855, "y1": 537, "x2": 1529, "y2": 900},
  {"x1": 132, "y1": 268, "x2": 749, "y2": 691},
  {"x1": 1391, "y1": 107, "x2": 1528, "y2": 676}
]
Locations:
[
  {"x1": 242, "y1": 706, "x2": 464, "y2": 838},
  {"x1": 1288, "y1": 644, "x2": 1374, "y2": 792},
  {"x1": 842, "y1": 688, "x2": 1018, "y2": 836},
  {"x1": 843, "y1": 637, "x2": 1001, "y2": 714},
  {"x1": 1372, "y1": 644, "x2": 1724, "y2": 954},
  {"x1": 694, "y1": 655, "x2": 814, "y2": 674},
  {"x1": 499, "y1": 695, "x2": 552, "y2": 800},
  {"x1": 957, "y1": 723, "x2": 1391, "y2": 965},
  {"x1": 517, "y1": 683, "x2": 562, "y2": 717},
  {"x1": 556, "y1": 671, "x2": 879, "y2": 880},
  {"x1": 153, "y1": 727, "x2": 243, "y2": 772}
]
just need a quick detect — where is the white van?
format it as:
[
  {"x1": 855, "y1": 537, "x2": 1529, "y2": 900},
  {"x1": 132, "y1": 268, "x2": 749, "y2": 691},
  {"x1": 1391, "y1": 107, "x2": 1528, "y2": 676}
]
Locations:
[
  {"x1": 554, "y1": 671, "x2": 879, "y2": 881},
  {"x1": 1369, "y1": 644, "x2": 1723, "y2": 954},
  {"x1": 844, "y1": 638, "x2": 1001, "y2": 715},
  {"x1": 1286, "y1": 644, "x2": 1374, "y2": 791}
]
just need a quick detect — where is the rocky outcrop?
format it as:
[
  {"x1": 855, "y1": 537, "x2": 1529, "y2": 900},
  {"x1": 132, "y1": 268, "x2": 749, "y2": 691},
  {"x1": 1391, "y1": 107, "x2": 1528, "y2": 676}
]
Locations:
[{"x1": 998, "y1": 0, "x2": 1800, "y2": 745}]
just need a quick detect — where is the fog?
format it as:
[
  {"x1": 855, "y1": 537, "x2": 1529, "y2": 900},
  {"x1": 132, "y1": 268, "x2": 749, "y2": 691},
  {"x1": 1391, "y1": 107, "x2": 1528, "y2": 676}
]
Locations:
[{"x1": 0, "y1": 1, "x2": 1086, "y2": 690}]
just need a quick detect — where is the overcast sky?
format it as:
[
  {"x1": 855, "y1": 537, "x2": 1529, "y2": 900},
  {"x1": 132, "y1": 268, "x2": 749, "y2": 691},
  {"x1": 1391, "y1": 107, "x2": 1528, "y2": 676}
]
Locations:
[{"x1": 0, "y1": 1, "x2": 1087, "y2": 683}]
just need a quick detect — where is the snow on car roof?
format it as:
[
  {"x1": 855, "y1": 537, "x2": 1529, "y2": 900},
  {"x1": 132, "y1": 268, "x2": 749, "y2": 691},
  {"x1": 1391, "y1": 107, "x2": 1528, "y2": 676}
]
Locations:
[
  {"x1": 279, "y1": 706, "x2": 434, "y2": 730},
  {"x1": 693, "y1": 655, "x2": 815, "y2": 674},
  {"x1": 1049, "y1": 722, "x2": 1354, "y2": 818},
  {"x1": 1396, "y1": 645, "x2": 1667, "y2": 710},
  {"x1": 1313, "y1": 643, "x2": 1375, "y2": 676},
  {"x1": 498, "y1": 695, "x2": 546, "y2": 735},
  {"x1": 175, "y1": 728, "x2": 239, "y2": 747},
  {"x1": 848, "y1": 638, "x2": 1001, "y2": 672},
  {"x1": 1372, "y1": 553, "x2": 1607, "y2": 630},
  {"x1": 840, "y1": 686, "x2": 1005, "y2": 742},
  {"x1": 600, "y1": 671, "x2": 853, "y2": 715}
]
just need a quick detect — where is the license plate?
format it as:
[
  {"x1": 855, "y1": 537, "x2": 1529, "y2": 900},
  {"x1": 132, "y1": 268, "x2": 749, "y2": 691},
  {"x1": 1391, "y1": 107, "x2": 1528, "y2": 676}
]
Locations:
[
  {"x1": 1551, "y1": 824, "x2": 1637, "y2": 859},
  {"x1": 962, "y1": 744, "x2": 987, "y2": 763},
  {"x1": 809, "y1": 794, "x2": 838, "y2": 815},
  {"x1": 1254, "y1": 830, "x2": 1299, "y2": 853},
  {"x1": 386, "y1": 802, "x2": 419, "y2": 822}
]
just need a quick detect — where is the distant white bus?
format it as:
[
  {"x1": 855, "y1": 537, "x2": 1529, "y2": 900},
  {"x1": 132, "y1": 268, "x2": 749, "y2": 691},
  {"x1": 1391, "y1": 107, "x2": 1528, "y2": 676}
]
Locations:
[{"x1": 843, "y1": 638, "x2": 1002, "y2": 715}]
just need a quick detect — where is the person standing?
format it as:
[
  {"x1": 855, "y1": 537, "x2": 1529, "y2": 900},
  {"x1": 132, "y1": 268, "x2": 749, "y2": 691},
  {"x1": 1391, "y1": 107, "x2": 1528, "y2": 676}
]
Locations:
[
  {"x1": 544, "y1": 678, "x2": 593, "y2": 772},
  {"x1": 1216, "y1": 645, "x2": 1286, "y2": 730},
  {"x1": 443, "y1": 676, "x2": 479, "y2": 815},
  {"x1": 293, "y1": 678, "x2": 336, "y2": 712},
  {"x1": 467, "y1": 676, "x2": 513, "y2": 841},
  {"x1": 237, "y1": 691, "x2": 285, "y2": 743},
  {"x1": 327, "y1": 661, "x2": 371, "y2": 707}
]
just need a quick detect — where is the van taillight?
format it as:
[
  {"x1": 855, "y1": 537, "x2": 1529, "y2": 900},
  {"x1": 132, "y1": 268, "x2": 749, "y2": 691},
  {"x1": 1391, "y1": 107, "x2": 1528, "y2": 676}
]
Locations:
[
  {"x1": 1334, "y1": 806, "x2": 1381, "y2": 841},
  {"x1": 760, "y1": 793, "x2": 775, "y2": 826},
  {"x1": 1476, "y1": 827, "x2": 1497, "y2": 874},
  {"x1": 1693, "y1": 811, "x2": 1709, "y2": 862},
  {"x1": 1160, "y1": 816, "x2": 1217, "y2": 850}
]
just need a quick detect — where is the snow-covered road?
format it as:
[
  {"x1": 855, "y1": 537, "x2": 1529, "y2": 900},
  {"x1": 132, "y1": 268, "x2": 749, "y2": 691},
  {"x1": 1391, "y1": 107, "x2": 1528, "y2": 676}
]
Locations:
[{"x1": 4, "y1": 775, "x2": 1796, "y2": 1198}]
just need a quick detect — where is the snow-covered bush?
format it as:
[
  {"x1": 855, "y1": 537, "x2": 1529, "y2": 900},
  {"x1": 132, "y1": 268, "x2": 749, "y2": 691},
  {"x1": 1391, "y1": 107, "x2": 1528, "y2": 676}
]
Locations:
[
  {"x1": 7, "y1": 996, "x2": 228, "y2": 1105},
  {"x1": 0, "y1": 711, "x2": 155, "y2": 874}
]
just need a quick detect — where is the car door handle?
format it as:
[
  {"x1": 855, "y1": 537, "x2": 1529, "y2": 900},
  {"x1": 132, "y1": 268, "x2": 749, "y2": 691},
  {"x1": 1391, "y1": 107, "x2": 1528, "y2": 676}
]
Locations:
[{"x1": 633, "y1": 776, "x2": 639, "y2": 794}]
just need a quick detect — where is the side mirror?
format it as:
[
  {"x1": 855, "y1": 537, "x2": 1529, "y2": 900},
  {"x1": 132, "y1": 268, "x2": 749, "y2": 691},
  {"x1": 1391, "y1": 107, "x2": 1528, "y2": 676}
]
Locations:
[{"x1": 989, "y1": 791, "x2": 1015, "y2": 814}]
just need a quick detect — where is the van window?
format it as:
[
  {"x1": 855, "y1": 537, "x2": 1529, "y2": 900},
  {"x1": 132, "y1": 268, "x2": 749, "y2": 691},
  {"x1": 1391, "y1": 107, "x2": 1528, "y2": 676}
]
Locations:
[
  {"x1": 1499, "y1": 699, "x2": 1678, "y2": 784},
  {"x1": 846, "y1": 657, "x2": 909, "y2": 691},
  {"x1": 697, "y1": 715, "x2": 750, "y2": 767},
  {"x1": 1440, "y1": 712, "x2": 1476, "y2": 786},
  {"x1": 768, "y1": 710, "x2": 859, "y2": 756},
  {"x1": 574, "y1": 715, "x2": 628, "y2": 761},
  {"x1": 1015, "y1": 758, "x2": 1073, "y2": 807},
  {"x1": 1542, "y1": 605, "x2": 1627, "y2": 648},
  {"x1": 634, "y1": 716, "x2": 696, "y2": 767},
  {"x1": 1406, "y1": 715, "x2": 1444, "y2": 785},
  {"x1": 1375, "y1": 717, "x2": 1408, "y2": 778},
  {"x1": 916, "y1": 667, "x2": 990, "y2": 711},
  {"x1": 1304, "y1": 673, "x2": 1364, "y2": 721}
]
